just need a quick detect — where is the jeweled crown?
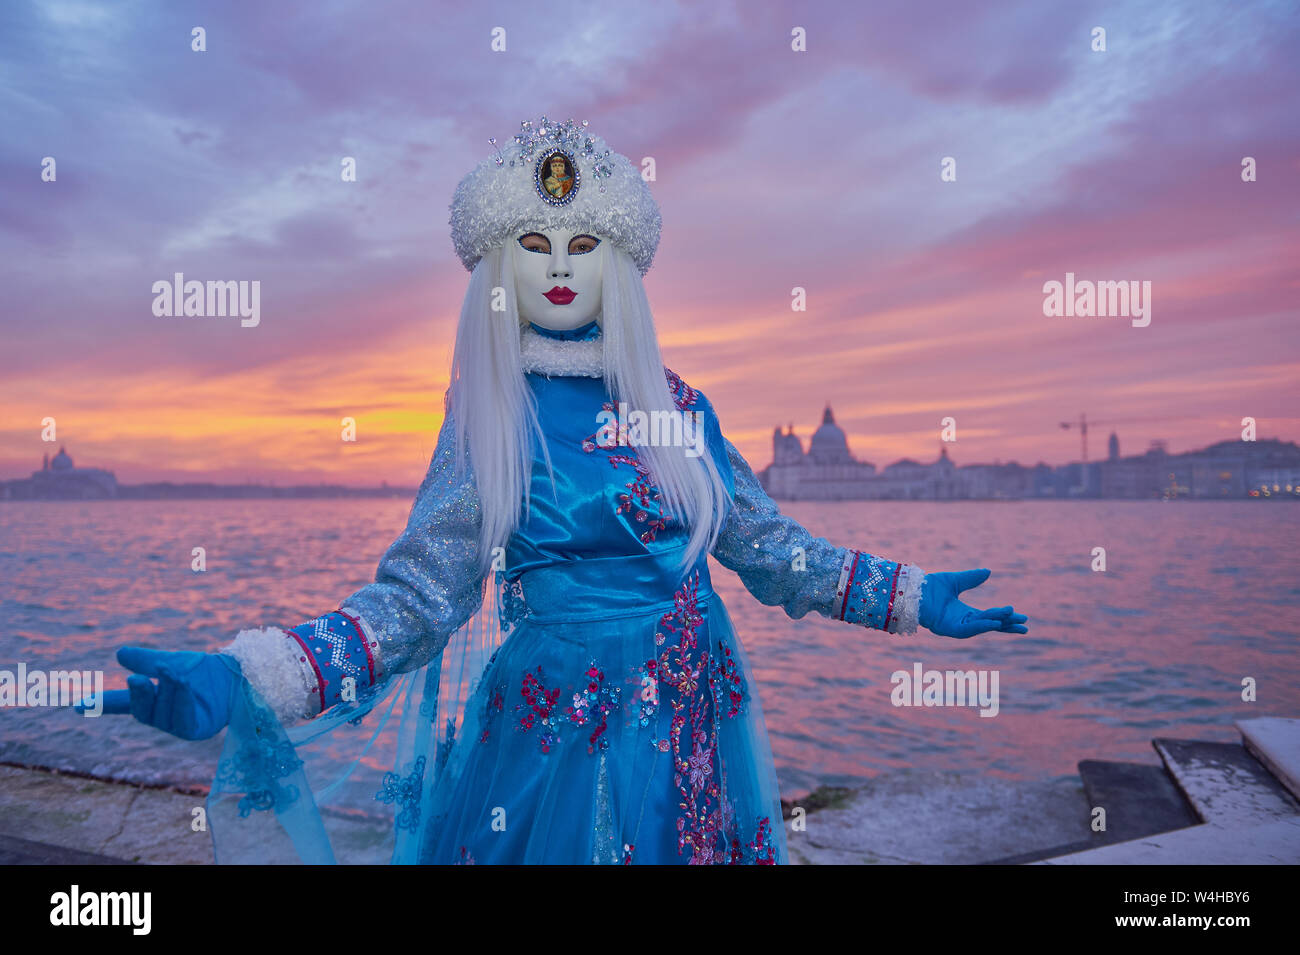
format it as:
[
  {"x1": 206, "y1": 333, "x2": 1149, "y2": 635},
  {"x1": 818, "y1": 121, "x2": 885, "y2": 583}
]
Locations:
[
  {"x1": 492, "y1": 117, "x2": 615, "y2": 187},
  {"x1": 450, "y1": 116, "x2": 661, "y2": 275}
]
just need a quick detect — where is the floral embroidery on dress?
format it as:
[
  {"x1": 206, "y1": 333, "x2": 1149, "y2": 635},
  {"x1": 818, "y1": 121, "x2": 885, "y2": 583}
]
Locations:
[
  {"x1": 514, "y1": 662, "x2": 622, "y2": 754},
  {"x1": 664, "y1": 367, "x2": 699, "y2": 410},
  {"x1": 645, "y1": 572, "x2": 773, "y2": 864},
  {"x1": 651, "y1": 572, "x2": 727, "y2": 863},
  {"x1": 581, "y1": 404, "x2": 672, "y2": 544},
  {"x1": 637, "y1": 660, "x2": 659, "y2": 728},
  {"x1": 480, "y1": 682, "x2": 506, "y2": 743},
  {"x1": 608, "y1": 453, "x2": 670, "y2": 542},
  {"x1": 748, "y1": 816, "x2": 777, "y2": 864},
  {"x1": 709, "y1": 642, "x2": 747, "y2": 719},
  {"x1": 214, "y1": 694, "x2": 304, "y2": 818},
  {"x1": 497, "y1": 574, "x2": 528, "y2": 635},
  {"x1": 376, "y1": 755, "x2": 426, "y2": 832},
  {"x1": 565, "y1": 664, "x2": 622, "y2": 753},
  {"x1": 722, "y1": 814, "x2": 776, "y2": 864},
  {"x1": 583, "y1": 400, "x2": 628, "y2": 452},
  {"x1": 517, "y1": 666, "x2": 561, "y2": 753},
  {"x1": 576, "y1": 371, "x2": 710, "y2": 548}
]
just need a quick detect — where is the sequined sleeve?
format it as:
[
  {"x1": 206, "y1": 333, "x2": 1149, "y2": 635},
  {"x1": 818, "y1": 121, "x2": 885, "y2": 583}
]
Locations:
[
  {"x1": 340, "y1": 411, "x2": 486, "y2": 676},
  {"x1": 225, "y1": 411, "x2": 486, "y2": 722},
  {"x1": 710, "y1": 436, "x2": 925, "y2": 635}
]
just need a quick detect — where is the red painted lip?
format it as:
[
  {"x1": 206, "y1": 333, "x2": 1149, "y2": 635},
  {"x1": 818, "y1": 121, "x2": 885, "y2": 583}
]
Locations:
[{"x1": 543, "y1": 286, "x2": 577, "y2": 305}]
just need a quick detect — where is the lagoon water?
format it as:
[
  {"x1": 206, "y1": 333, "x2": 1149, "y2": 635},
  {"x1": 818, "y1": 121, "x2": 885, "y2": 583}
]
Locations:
[{"x1": 1, "y1": 498, "x2": 1297, "y2": 798}]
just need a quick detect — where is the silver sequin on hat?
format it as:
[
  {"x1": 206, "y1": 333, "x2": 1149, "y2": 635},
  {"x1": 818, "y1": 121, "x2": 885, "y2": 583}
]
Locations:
[{"x1": 449, "y1": 117, "x2": 662, "y2": 275}]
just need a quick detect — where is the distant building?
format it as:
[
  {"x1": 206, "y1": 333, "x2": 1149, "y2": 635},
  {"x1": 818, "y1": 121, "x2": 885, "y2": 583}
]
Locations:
[
  {"x1": 760, "y1": 406, "x2": 878, "y2": 500},
  {"x1": 760, "y1": 405, "x2": 966, "y2": 500},
  {"x1": 756, "y1": 407, "x2": 1300, "y2": 501},
  {"x1": 2, "y1": 447, "x2": 118, "y2": 499},
  {"x1": 1, "y1": 449, "x2": 413, "y2": 501},
  {"x1": 871, "y1": 448, "x2": 960, "y2": 500},
  {"x1": 1094, "y1": 437, "x2": 1300, "y2": 499},
  {"x1": 956, "y1": 459, "x2": 1035, "y2": 499},
  {"x1": 1182, "y1": 438, "x2": 1300, "y2": 499}
]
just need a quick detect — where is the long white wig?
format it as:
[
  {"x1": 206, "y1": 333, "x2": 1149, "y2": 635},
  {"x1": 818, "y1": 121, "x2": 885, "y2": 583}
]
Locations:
[{"x1": 447, "y1": 243, "x2": 732, "y2": 573}]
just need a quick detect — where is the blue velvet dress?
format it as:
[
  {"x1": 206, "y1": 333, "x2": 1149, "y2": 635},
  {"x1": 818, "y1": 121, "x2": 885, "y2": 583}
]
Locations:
[{"x1": 208, "y1": 321, "x2": 924, "y2": 865}]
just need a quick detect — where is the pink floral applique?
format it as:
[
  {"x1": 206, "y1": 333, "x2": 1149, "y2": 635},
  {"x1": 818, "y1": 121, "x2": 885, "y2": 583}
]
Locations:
[
  {"x1": 664, "y1": 367, "x2": 699, "y2": 410},
  {"x1": 748, "y1": 816, "x2": 777, "y2": 864},
  {"x1": 580, "y1": 402, "x2": 672, "y2": 544},
  {"x1": 565, "y1": 663, "x2": 621, "y2": 754},
  {"x1": 652, "y1": 573, "x2": 725, "y2": 862},
  {"x1": 709, "y1": 643, "x2": 747, "y2": 719},
  {"x1": 515, "y1": 663, "x2": 622, "y2": 755},
  {"x1": 517, "y1": 666, "x2": 561, "y2": 753}
]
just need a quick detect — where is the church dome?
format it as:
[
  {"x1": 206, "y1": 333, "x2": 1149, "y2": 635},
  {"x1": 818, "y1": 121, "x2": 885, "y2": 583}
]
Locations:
[
  {"x1": 773, "y1": 426, "x2": 804, "y2": 465},
  {"x1": 809, "y1": 405, "x2": 852, "y2": 464},
  {"x1": 50, "y1": 447, "x2": 74, "y2": 471}
]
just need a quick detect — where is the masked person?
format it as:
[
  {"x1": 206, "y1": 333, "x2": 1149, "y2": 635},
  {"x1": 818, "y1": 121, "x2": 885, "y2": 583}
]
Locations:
[{"x1": 83, "y1": 117, "x2": 1028, "y2": 865}]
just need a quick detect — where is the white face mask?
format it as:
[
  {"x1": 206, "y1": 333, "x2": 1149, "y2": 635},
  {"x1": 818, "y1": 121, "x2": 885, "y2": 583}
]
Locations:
[{"x1": 511, "y1": 228, "x2": 605, "y2": 330}]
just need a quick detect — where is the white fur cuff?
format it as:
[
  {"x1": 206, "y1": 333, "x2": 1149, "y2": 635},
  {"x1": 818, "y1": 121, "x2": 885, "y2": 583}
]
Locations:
[
  {"x1": 223, "y1": 627, "x2": 317, "y2": 724},
  {"x1": 888, "y1": 564, "x2": 926, "y2": 635}
]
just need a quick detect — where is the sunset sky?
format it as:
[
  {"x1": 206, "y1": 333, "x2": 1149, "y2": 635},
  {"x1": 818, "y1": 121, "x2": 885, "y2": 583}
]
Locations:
[{"x1": 2, "y1": 0, "x2": 1297, "y2": 486}]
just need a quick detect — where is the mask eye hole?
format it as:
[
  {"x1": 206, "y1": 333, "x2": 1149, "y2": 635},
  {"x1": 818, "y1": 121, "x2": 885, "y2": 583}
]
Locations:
[
  {"x1": 568, "y1": 234, "x2": 600, "y2": 255},
  {"x1": 518, "y1": 232, "x2": 550, "y2": 254}
]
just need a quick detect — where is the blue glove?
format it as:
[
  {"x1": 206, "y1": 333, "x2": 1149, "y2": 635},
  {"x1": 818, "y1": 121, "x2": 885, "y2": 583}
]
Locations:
[
  {"x1": 919, "y1": 568, "x2": 1028, "y2": 639},
  {"x1": 76, "y1": 647, "x2": 242, "y2": 741}
]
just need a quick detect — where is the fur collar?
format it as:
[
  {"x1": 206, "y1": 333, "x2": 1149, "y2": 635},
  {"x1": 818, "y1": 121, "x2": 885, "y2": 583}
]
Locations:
[{"x1": 519, "y1": 323, "x2": 604, "y2": 378}]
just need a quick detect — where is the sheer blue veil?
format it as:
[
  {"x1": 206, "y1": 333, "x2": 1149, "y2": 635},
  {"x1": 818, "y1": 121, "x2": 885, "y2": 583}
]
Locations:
[{"x1": 208, "y1": 583, "x2": 507, "y2": 864}]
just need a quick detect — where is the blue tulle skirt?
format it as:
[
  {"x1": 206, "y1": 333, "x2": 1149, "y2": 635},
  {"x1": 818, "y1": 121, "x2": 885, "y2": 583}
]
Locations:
[
  {"x1": 421, "y1": 579, "x2": 781, "y2": 863},
  {"x1": 209, "y1": 565, "x2": 787, "y2": 865}
]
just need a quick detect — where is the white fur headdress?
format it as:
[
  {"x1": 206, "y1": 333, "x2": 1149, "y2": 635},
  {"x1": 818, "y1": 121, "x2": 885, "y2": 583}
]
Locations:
[{"x1": 449, "y1": 116, "x2": 662, "y2": 275}]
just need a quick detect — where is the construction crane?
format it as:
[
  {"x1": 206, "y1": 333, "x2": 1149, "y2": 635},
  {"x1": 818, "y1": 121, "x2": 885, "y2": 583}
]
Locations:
[
  {"x1": 1059, "y1": 413, "x2": 1204, "y2": 463},
  {"x1": 1059, "y1": 413, "x2": 1094, "y2": 462}
]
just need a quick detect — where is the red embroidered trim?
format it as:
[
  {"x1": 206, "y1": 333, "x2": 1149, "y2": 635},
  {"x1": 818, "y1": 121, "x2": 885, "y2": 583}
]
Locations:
[
  {"x1": 284, "y1": 627, "x2": 327, "y2": 715},
  {"x1": 663, "y1": 367, "x2": 699, "y2": 410}
]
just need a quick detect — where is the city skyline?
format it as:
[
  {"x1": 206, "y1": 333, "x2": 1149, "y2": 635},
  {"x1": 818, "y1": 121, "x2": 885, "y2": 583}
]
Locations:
[
  {"x1": 758, "y1": 405, "x2": 1300, "y2": 501},
  {"x1": 6, "y1": 421, "x2": 1297, "y2": 492}
]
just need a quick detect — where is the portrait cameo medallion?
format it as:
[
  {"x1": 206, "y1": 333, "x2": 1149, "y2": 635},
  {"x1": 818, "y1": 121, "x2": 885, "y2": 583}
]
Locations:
[{"x1": 535, "y1": 149, "x2": 579, "y2": 206}]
